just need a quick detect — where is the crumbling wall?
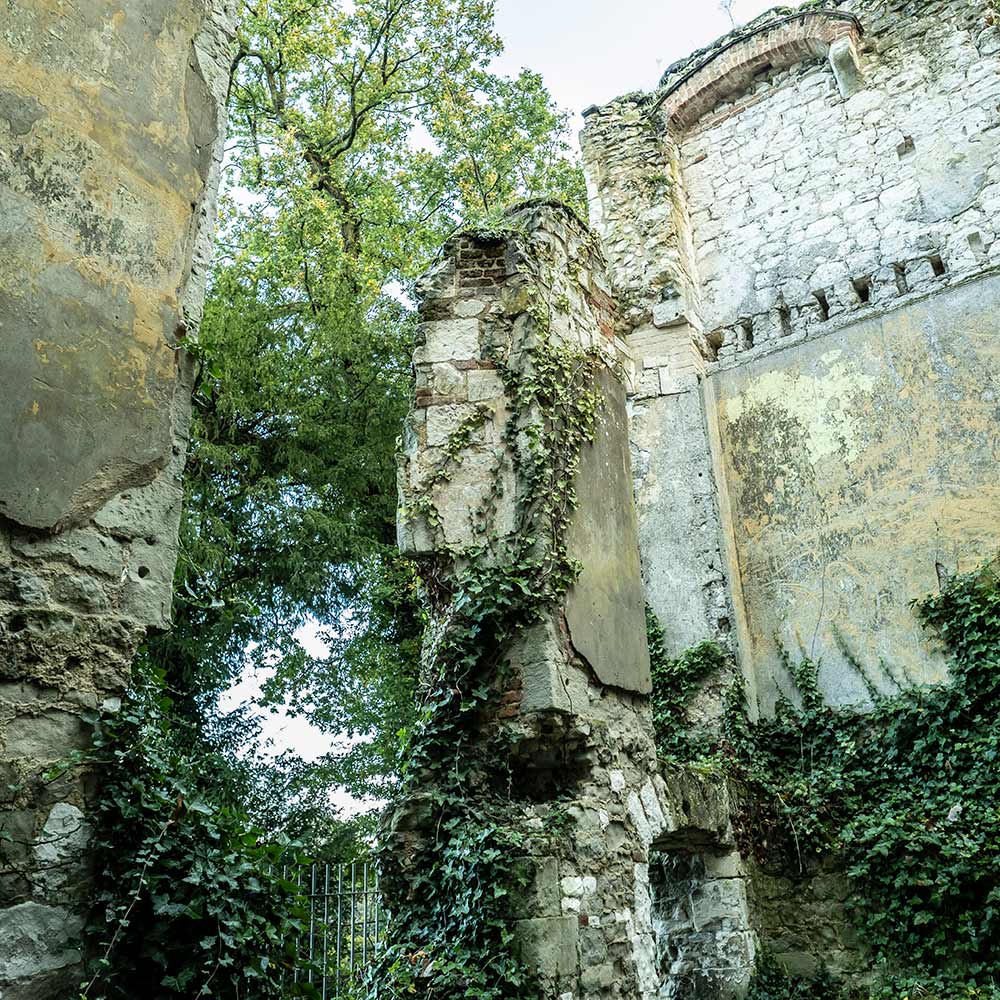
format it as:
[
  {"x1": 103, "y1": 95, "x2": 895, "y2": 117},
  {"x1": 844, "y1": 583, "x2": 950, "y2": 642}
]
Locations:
[
  {"x1": 392, "y1": 201, "x2": 774, "y2": 1000},
  {"x1": 577, "y1": 0, "x2": 1000, "y2": 986},
  {"x1": 0, "y1": 3, "x2": 235, "y2": 996},
  {"x1": 582, "y1": 0, "x2": 1000, "y2": 715}
]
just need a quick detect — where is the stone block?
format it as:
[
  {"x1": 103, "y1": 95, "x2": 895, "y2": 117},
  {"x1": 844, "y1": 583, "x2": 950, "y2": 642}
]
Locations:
[
  {"x1": 512, "y1": 856, "x2": 561, "y2": 919},
  {"x1": 467, "y1": 370, "x2": 504, "y2": 402},
  {"x1": 0, "y1": 902, "x2": 83, "y2": 984},
  {"x1": 514, "y1": 915, "x2": 578, "y2": 978},
  {"x1": 565, "y1": 370, "x2": 651, "y2": 694},
  {"x1": 512, "y1": 619, "x2": 570, "y2": 715},
  {"x1": 33, "y1": 803, "x2": 92, "y2": 893},
  {"x1": 3, "y1": 711, "x2": 88, "y2": 761},
  {"x1": 418, "y1": 318, "x2": 481, "y2": 363},
  {"x1": 580, "y1": 962, "x2": 615, "y2": 991}
]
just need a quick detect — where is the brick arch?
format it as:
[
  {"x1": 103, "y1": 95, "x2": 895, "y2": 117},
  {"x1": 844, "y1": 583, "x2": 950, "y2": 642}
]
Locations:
[{"x1": 654, "y1": 10, "x2": 864, "y2": 128}]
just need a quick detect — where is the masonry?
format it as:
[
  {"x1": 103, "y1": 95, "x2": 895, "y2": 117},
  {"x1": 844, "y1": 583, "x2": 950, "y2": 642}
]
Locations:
[
  {"x1": 0, "y1": 3, "x2": 235, "y2": 996},
  {"x1": 395, "y1": 0, "x2": 1000, "y2": 996},
  {"x1": 1, "y1": 0, "x2": 998, "y2": 996}
]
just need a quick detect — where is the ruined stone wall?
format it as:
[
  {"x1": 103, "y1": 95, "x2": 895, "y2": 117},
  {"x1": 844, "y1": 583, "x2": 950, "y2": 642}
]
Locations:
[
  {"x1": 682, "y1": 1, "x2": 999, "y2": 350},
  {"x1": 396, "y1": 203, "x2": 754, "y2": 1000},
  {"x1": 0, "y1": 3, "x2": 235, "y2": 995},
  {"x1": 583, "y1": 0, "x2": 1000, "y2": 714},
  {"x1": 575, "y1": 0, "x2": 1000, "y2": 987}
]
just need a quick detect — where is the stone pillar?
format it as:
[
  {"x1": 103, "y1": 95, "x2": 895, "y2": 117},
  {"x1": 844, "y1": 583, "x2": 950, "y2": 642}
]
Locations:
[
  {"x1": 391, "y1": 202, "x2": 679, "y2": 999},
  {"x1": 581, "y1": 103, "x2": 742, "y2": 703},
  {"x1": 0, "y1": 3, "x2": 235, "y2": 995}
]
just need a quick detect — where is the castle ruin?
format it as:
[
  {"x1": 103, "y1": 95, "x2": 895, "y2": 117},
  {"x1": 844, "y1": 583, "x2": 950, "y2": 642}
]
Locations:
[
  {"x1": 1, "y1": 0, "x2": 999, "y2": 997},
  {"x1": 395, "y1": 1, "x2": 1000, "y2": 996}
]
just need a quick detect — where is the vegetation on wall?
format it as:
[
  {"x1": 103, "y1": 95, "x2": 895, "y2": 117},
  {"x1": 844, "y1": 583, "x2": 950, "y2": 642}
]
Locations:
[
  {"x1": 646, "y1": 606, "x2": 728, "y2": 762},
  {"x1": 371, "y1": 230, "x2": 608, "y2": 998},
  {"x1": 76, "y1": 670, "x2": 317, "y2": 1000},
  {"x1": 652, "y1": 560, "x2": 1000, "y2": 997}
]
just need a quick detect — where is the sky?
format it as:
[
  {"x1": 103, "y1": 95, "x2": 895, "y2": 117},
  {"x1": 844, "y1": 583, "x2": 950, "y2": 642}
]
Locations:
[
  {"x1": 220, "y1": 0, "x2": 800, "y2": 815},
  {"x1": 493, "y1": 0, "x2": 794, "y2": 136}
]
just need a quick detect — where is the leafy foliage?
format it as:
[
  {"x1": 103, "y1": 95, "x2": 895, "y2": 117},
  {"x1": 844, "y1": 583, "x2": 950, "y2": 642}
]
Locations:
[
  {"x1": 646, "y1": 605, "x2": 728, "y2": 761},
  {"x1": 720, "y1": 561, "x2": 1000, "y2": 988},
  {"x1": 150, "y1": 0, "x2": 587, "y2": 817},
  {"x1": 79, "y1": 669, "x2": 316, "y2": 1000},
  {"x1": 744, "y1": 954, "x2": 841, "y2": 1000}
]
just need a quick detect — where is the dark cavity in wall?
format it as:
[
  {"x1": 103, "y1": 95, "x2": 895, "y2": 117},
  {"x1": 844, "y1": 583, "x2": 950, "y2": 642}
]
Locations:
[
  {"x1": 649, "y1": 846, "x2": 752, "y2": 1000},
  {"x1": 777, "y1": 300, "x2": 793, "y2": 337}
]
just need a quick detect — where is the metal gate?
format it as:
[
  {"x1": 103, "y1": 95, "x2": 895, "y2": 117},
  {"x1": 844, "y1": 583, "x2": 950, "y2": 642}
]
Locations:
[{"x1": 288, "y1": 861, "x2": 384, "y2": 997}]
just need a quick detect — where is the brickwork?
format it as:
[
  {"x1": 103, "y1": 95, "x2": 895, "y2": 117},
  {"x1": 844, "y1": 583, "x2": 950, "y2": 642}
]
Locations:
[{"x1": 657, "y1": 11, "x2": 862, "y2": 127}]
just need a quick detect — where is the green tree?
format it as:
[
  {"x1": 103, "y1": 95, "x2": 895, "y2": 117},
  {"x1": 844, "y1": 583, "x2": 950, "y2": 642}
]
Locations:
[{"x1": 147, "y1": 0, "x2": 586, "y2": 819}]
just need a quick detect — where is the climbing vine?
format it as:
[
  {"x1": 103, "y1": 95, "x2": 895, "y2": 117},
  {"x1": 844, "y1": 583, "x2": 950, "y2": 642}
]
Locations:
[
  {"x1": 372, "y1": 217, "x2": 611, "y2": 998},
  {"x1": 646, "y1": 606, "x2": 728, "y2": 762},
  {"x1": 713, "y1": 560, "x2": 1000, "y2": 995},
  {"x1": 76, "y1": 668, "x2": 316, "y2": 999}
]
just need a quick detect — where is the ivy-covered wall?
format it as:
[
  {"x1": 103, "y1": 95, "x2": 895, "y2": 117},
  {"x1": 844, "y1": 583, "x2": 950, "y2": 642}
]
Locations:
[{"x1": 389, "y1": 202, "x2": 683, "y2": 1000}]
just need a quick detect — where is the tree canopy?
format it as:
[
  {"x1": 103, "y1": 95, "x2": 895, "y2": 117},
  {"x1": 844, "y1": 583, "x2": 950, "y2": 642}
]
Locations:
[{"x1": 143, "y1": 0, "x2": 586, "y2": 831}]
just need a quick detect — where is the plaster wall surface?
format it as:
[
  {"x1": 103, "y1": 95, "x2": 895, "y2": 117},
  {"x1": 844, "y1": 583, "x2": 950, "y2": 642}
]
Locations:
[
  {"x1": 706, "y1": 274, "x2": 1000, "y2": 710},
  {"x1": 583, "y1": 0, "x2": 1000, "y2": 716},
  {"x1": 574, "y1": 0, "x2": 1000, "y2": 987},
  {"x1": 0, "y1": 3, "x2": 235, "y2": 996}
]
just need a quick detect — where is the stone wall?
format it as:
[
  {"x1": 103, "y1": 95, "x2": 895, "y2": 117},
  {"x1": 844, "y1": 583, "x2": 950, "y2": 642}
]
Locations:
[
  {"x1": 566, "y1": 0, "x2": 1000, "y2": 990},
  {"x1": 0, "y1": 3, "x2": 235, "y2": 995},
  {"x1": 395, "y1": 203, "x2": 692, "y2": 1000},
  {"x1": 582, "y1": 0, "x2": 1000, "y2": 715}
]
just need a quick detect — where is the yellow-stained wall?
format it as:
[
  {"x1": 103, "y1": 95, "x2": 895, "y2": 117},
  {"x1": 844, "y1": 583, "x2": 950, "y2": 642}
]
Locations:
[{"x1": 706, "y1": 274, "x2": 1000, "y2": 711}]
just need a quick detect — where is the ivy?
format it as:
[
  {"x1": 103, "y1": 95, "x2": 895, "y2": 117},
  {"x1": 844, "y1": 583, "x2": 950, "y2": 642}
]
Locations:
[
  {"x1": 77, "y1": 669, "x2": 318, "y2": 1000},
  {"x1": 718, "y1": 560, "x2": 1000, "y2": 991},
  {"x1": 744, "y1": 954, "x2": 841, "y2": 1000},
  {"x1": 646, "y1": 605, "x2": 728, "y2": 762}
]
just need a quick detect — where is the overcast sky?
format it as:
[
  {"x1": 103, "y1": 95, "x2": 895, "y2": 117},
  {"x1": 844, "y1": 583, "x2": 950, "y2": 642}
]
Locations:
[
  {"x1": 222, "y1": 0, "x2": 800, "y2": 813},
  {"x1": 494, "y1": 0, "x2": 796, "y2": 136}
]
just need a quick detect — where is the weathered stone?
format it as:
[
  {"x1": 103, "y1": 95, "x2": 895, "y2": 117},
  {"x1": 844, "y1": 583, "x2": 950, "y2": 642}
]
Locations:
[
  {"x1": 828, "y1": 37, "x2": 863, "y2": 97},
  {"x1": 0, "y1": 902, "x2": 83, "y2": 984},
  {"x1": 565, "y1": 369, "x2": 651, "y2": 695},
  {"x1": 11, "y1": 528, "x2": 123, "y2": 578},
  {"x1": 32, "y1": 803, "x2": 92, "y2": 893},
  {"x1": 515, "y1": 916, "x2": 579, "y2": 978},
  {"x1": 419, "y1": 318, "x2": 481, "y2": 363},
  {"x1": 0, "y1": 2, "x2": 235, "y2": 995}
]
